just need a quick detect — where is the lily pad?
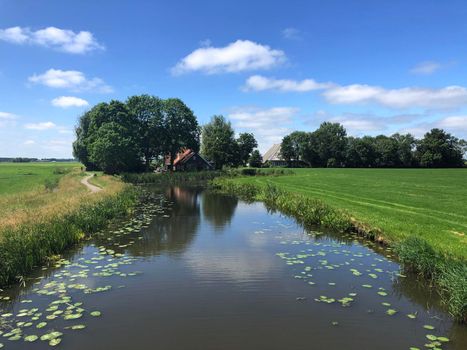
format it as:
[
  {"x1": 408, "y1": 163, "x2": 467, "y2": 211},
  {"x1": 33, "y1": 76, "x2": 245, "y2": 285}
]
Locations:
[
  {"x1": 90, "y1": 311, "x2": 101, "y2": 317},
  {"x1": 24, "y1": 335, "x2": 39, "y2": 342}
]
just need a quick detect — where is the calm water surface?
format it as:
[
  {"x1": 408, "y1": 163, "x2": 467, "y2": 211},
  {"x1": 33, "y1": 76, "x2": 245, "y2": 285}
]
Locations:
[{"x1": 0, "y1": 186, "x2": 466, "y2": 349}]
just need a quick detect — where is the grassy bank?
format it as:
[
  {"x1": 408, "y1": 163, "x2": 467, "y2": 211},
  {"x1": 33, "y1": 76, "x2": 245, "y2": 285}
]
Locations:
[
  {"x1": 211, "y1": 170, "x2": 467, "y2": 322},
  {"x1": 121, "y1": 170, "x2": 224, "y2": 184},
  {"x1": 0, "y1": 163, "x2": 138, "y2": 286}
]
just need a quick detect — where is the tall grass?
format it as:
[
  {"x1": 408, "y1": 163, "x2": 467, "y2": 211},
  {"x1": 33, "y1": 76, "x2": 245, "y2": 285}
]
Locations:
[
  {"x1": 395, "y1": 237, "x2": 466, "y2": 322},
  {"x1": 212, "y1": 178, "x2": 467, "y2": 322},
  {"x1": 0, "y1": 187, "x2": 138, "y2": 287},
  {"x1": 121, "y1": 171, "x2": 224, "y2": 184}
]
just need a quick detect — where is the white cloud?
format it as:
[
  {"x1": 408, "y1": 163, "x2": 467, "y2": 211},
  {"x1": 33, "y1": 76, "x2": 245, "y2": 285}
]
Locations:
[
  {"x1": 323, "y1": 84, "x2": 467, "y2": 109},
  {"x1": 0, "y1": 112, "x2": 18, "y2": 120},
  {"x1": 24, "y1": 121, "x2": 56, "y2": 130},
  {"x1": 282, "y1": 27, "x2": 301, "y2": 40},
  {"x1": 0, "y1": 111, "x2": 18, "y2": 128},
  {"x1": 24, "y1": 140, "x2": 35, "y2": 145},
  {"x1": 0, "y1": 26, "x2": 103, "y2": 54},
  {"x1": 0, "y1": 26, "x2": 29, "y2": 43},
  {"x1": 437, "y1": 115, "x2": 467, "y2": 130},
  {"x1": 228, "y1": 106, "x2": 298, "y2": 152},
  {"x1": 410, "y1": 61, "x2": 441, "y2": 75},
  {"x1": 28, "y1": 69, "x2": 113, "y2": 93},
  {"x1": 244, "y1": 75, "x2": 333, "y2": 92},
  {"x1": 51, "y1": 96, "x2": 89, "y2": 108},
  {"x1": 172, "y1": 40, "x2": 286, "y2": 74}
]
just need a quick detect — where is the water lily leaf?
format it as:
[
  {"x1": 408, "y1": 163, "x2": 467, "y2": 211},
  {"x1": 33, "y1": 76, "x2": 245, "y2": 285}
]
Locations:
[
  {"x1": 36, "y1": 322, "x2": 47, "y2": 329},
  {"x1": 386, "y1": 309, "x2": 397, "y2": 316},
  {"x1": 407, "y1": 313, "x2": 417, "y2": 319},
  {"x1": 437, "y1": 337, "x2": 449, "y2": 342},
  {"x1": 423, "y1": 325, "x2": 435, "y2": 330},
  {"x1": 24, "y1": 335, "x2": 39, "y2": 342},
  {"x1": 426, "y1": 334, "x2": 437, "y2": 341},
  {"x1": 90, "y1": 311, "x2": 101, "y2": 317},
  {"x1": 49, "y1": 338, "x2": 62, "y2": 346}
]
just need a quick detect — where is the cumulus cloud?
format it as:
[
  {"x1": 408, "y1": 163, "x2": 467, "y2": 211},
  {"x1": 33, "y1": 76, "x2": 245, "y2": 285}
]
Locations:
[
  {"x1": 410, "y1": 61, "x2": 442, "y2": 75},
  {"x1": 244, "y1": 75, "x2": 333, "y2": 92},
  {"x1": 282, "y1": 27, "x2": 301, "y2": 40},
  {"x1": 28, "y1": 69, "x2": 113, "y2": 93},
  {"x1": 172, "y1": 40, "x2": 286, "y2": 74},
  {"x1": 228, "y1": 106, "x2": 298, "y2": 151},
  {"x1": 323, "y1": 84, "x2": 467, "y2": 109},
  {"x1": 24, "y1": 121, "x2": 56, "y2": 130},
  {"x1": 24, "y1": 140, "x2": 35, "y2": 145},
  {"x1": 0, "y1": 26, "x2": 103, "y2": 54},
  {"x1": 51, "y1": 96, "x2": 89, "y2": 108}
]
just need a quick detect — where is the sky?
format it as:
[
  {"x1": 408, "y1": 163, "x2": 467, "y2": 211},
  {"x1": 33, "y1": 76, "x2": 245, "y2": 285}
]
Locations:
[{"x1": 1, "y1": 0, "x2": 467, "y2": 158}]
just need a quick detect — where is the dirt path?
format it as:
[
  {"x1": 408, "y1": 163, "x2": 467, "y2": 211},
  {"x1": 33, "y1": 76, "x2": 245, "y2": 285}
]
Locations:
[{"x1": 80, "y1": 173, "x2": 102, "y2": 193}]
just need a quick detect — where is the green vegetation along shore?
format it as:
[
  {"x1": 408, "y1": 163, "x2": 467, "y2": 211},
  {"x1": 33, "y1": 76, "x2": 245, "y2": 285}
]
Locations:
[
  {"x1": 0, "y1": 162, "x2": 137, "y2": 286},
  {"x1": 211, "y1": 168, "x2": 467, "y2": 321}
]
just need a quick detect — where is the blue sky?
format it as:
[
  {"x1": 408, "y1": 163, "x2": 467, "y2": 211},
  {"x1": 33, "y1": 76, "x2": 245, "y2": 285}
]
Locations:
[{"x1": 1, "y1": 0, "x2": 467, "y2": 158}]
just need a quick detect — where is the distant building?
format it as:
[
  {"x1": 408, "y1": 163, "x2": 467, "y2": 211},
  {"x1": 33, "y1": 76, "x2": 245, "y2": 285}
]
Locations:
[
  {"x1": 262, "y1": 144, "x2": 288, "y2": 167},
  {"x1": 165, "y1": 149, "x2": 213, "y2": 171}
]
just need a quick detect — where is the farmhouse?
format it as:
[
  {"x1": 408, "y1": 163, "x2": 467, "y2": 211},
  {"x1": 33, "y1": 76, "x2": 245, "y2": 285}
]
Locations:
[
  {"x1": 262, "y1": 144, "x2": 288, "y2": 167},
  {"x1": 165, "y1": 149, "x2": 213, "y2": 171}
]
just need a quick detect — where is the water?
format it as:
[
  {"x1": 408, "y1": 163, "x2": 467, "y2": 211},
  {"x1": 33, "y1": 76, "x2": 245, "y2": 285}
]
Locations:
[{"x1": 0, "y1": 186, "x2": 465, "y2": 349}]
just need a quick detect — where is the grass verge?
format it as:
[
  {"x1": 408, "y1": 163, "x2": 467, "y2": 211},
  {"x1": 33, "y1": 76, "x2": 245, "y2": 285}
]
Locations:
[
  {"x1": 0, "y1": 186, "x2": 137, "y2": 286},
  {"x1": 211, "y1": 177, "x2": 467, "y2": 322}
]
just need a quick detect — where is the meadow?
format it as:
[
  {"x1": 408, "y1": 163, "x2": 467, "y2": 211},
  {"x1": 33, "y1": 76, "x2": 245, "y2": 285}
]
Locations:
[{"x1": 224, "y1": 168, "x2": 467, "y2": 259}]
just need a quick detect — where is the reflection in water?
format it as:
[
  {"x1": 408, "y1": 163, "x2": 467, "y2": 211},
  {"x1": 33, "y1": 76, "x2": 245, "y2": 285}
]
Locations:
[
  {"x1": 201, "y1": 191, "x2": 238, "y2": 231},
  {"x1": 128, "y1": 187, "x2": 202, "y2": 257}
]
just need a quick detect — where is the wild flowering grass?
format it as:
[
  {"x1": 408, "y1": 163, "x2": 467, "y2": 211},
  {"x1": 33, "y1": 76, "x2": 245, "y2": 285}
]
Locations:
[{"x1": 212, "y1": 177, "x2": 467, "y2": 322}]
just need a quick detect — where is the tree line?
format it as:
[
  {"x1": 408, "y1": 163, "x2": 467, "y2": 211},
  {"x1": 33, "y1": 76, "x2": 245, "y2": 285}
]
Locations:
[
  {"x1": 281, "y1": 122, "x2": 466, "y2": 168},
  {"x1": 73, "y1": 96, "x2": 259, "y2": 173}
]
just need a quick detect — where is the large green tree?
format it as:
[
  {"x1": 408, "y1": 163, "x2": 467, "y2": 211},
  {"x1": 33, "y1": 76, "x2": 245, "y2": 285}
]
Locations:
[
  {"x1": 201, "y1": 115, "x2": 238, "y2": 169},
  {"x1": 162, "y1": 98, "x2": 200, "y2": 169},
  {"x1": 416, "y1": 128, "x2": 464, "y2": 167},
  {"x1": 237, "y1": 133, "x2": 258, "y2": 166},
  {"x1": 73, "y1": 96, "x2": 200, "y2": 174},
  {"x1": 313, "y1": 122, "x2": 347, "y2": 167},
  {"x1": 89, "y1": 122, "x2": 142, "y2": 174},
  {"x1": 126, "y1": 95, "x2": 163, "y2": 170}
]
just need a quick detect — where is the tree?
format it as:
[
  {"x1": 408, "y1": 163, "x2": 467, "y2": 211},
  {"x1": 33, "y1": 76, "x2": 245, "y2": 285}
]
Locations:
[
  {"x1": 345, "y1": 136, "x2": 377, "y2": 167},
  {"x1": 312, "y1": 122, "x2": 347, "y2": 167},
  {"x1": 201, "y1": 115, "x2": 238, "y2": 169},
  {"x1": 248, "y1": 150, "x2": 262, "y2": 168},
  {"x1": 126, "y1": 95, "x2": 163, "y2": 170},
  {"x1": 280, "y1": 131, "x2": 309, "y2": 165},
  {"x1": 162, "y1": 98, "x2": 200, "y2": 169},
  {"x1": 89, "y1": 122, "x2": 142, "y2": 174},
  {"x1": 237, "y1": 133, "x2": 258, "y2": 166},
  {"x1": 415, "y1": 128, "x2": 464, "y2": 167},
  {"x1": 392, "y1": 133, "x2": 416, "y2": 167}
]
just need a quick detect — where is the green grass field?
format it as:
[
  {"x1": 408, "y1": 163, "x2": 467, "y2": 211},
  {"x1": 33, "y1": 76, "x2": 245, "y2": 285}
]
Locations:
[
  {"x1": 0, "y1": 162, "x2": 81, "y2": 195},
  {"x1": 231, "y1": 168, "x2": 467, "y2": 259}
]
